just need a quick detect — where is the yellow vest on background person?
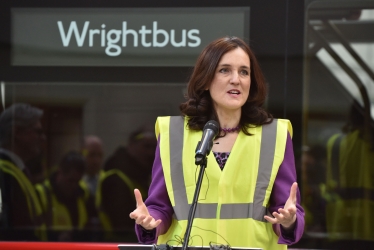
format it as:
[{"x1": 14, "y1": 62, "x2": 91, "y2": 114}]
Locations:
[
  {"x1": 156, "y1": 116, "x2": 292, "y2": 250},
  {"x1": 0, "y1": 159, "x2": 47, "y2": 241},
  {"x1": 95, "y1": 169, "x2": 136, "y2": 232},
  {"x1": 35, "y1": 179, "x2": 88, "y2": 231},
  {"x1": 79, "y1": 170, "x2": 104, "y2": 201},
  {"x1": 325, "y1": 131, "x2": 374, "y2": 241},
  {"x1": 80, "y1": 170, "x2": 105, "y2": 198}
]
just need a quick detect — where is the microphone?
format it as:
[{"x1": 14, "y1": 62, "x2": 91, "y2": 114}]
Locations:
[{"x1": 195, "y1": 120, "x2": 219, "y2": 165}]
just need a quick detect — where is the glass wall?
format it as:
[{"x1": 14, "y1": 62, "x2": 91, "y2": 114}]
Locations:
[
  {"x1": 0, "y1": 81, "x2": 184, "y2": 242},
  {"x1": 1, "y1": 0, "x2": 301, "y2": 244},
  {"x1": 302, "y1": 0, "x2": 374, "y2": 248},
  {"x1": 6, "y1": 0, "x2": 374, "y2": 249}
]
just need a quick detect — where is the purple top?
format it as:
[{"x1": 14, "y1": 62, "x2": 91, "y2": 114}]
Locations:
[
  {"x1": 213, "y1": 152, "x2": 230, "y2": 169},
  {"x1": 135, "y1": 133, "x2": 305, "y2": 245}
]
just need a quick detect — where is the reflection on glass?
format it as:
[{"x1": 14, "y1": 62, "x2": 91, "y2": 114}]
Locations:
[
  {"x1": 0, "y1": 83, "x2": 184, "y2": 242},
  {"x1": 35, "y1": 150, "x2": 93, "y2": 241},
  {"x1": 98, "y1": 125, "x2": 156, "y2": 241},
  {"x1": 304, "y1": 1, "x2": 374, "y2": 249},
  {"x1": 324, "y1": 102, "x2": 373, "y2": 241},
  {"x1": 0, "y1": 103, "x2": 47, "y2": 241}
]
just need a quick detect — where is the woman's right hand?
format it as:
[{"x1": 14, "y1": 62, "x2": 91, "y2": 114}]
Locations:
[{"x1": 129, "y1": 189, "x2": 162, "y2": 230}]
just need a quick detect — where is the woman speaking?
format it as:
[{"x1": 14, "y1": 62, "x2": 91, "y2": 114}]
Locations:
[{"x1": 129, "y1": 36, "x2": 305, "y2": 250}]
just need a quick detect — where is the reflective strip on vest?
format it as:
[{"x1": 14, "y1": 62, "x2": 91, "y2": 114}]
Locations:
[
  {"x1": 96, "y1": 169, "x2": 135, "y2": 231},
  {"x1": 331, "y1": 134, "x2": 343, "y2": 187},
  {"x1": 0, "y1": 160, "x2": 39, "y2": 219},
  {"x1": 169, "y1": 117, "x2": 277, "y2": 221},
  {"x1": 0, "y1": 159, "x2": 47, "y2": 240}
]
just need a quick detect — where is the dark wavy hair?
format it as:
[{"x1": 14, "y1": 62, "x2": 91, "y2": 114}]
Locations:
[{"x1": 179, "y1": 36, "x2": 273, "y2": 135}]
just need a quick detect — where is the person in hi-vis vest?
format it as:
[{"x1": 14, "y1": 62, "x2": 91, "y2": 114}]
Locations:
[
  {"x1": 81, "y1": 135, "x2": 104, "y2": 197},
  {"x1": 97, "y1": 126, "x2": 156, "y2": 241},
  {"x1": 35, "y1": 151, "x2": 96, "y2": 241},
  {"x1": 0, "y1": 103, "x2": 47, "y2": 241},
  {"x1": 324, "y1": 102, "x2": 374, "y2": 247},
  {"x1": 129, "y1": 36, "x2": 305, "y2": 250}
]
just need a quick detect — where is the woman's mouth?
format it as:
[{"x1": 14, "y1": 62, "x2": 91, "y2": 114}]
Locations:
[{"x1": 228, "y1": 90, "x2": 240, "y2": 95}]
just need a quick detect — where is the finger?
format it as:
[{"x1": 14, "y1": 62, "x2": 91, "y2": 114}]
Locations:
[
  {"x1": 143, "y1": 219, "x2": 162, "y2": 230},
  {"x1": 285, "y1": 205, "x2": 297, "y2": 215},
  {"x1": 134, "y1": 189, "x2": 144, "y2": 207},
  {"x1": 278, "y1": 208, "x2": 289, "y2": 215},
  {"x1": 278, "y1": 208, "x2": 291, "y2": 220},
  {"x1": 289, "y1": 182, "x2": 298, "y2": 202},
  {"x1": 129, "y1": 211, "x2": 137, "y2": 219},
  {"x1": 135, "y1": 214, "x2": 147, "y2": 225},
  {"x1": 142, "y1": 216, "x2": 153, "y2": 226},
  {"x1": 264, "y1": 215, "x2": 277, "y2": 224},
  {"x1": 143, "y1": 217, "x2": 161, "y2": 230},
  {"x1": 272, "y1": 211, "x2": 285, "y2": 222},
  {"x1": 151, "y1": 219, "x2": 162, "y2": 228}
]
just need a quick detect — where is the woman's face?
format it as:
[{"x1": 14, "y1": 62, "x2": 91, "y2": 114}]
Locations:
[{"x1": 208, "y1": 47, "x2": 251, "y2": 114}]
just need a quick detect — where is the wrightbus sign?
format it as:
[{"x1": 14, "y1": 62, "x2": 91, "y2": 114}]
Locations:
[
  {"x1": 11, "y1": 8, "x2": 249, "y2": 66},
  {"x1": 57, "y1": 21, "x2": 202, "y2": 56}
]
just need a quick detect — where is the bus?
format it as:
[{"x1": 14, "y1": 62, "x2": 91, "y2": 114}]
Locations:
[{"x1": 1, "y1": 0, "x2": 373, "y2": 249}]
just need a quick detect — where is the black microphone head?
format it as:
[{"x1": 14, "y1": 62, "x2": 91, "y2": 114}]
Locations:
[{"x1": 203, "y1": 120, "x2": 219, "y2": 136}]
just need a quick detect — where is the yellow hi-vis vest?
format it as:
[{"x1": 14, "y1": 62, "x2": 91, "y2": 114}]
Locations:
[
  {"x1": 155, "y1": 116, "x2": 292, "y2": 250},
  {"x1": 325, "y1": 131, "x2": 374, "y2": 241},
  {"x1": 79, "y1": 170, "x2": 104, "y2": 198},
  {"x1": 35, "y1": 179, "x2": 88, "y2": 231},
  {"x1": 0, "y1": 159, "x2": 47, "y2": 240}
]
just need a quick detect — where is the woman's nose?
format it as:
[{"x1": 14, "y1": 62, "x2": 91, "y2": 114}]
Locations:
[{"x1": 230, "y1": 72, "x2": 240, "y2": 84}]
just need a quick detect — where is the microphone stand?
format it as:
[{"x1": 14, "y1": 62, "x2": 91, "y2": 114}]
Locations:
[{"x1": 181, "y1": 157, "x2": 208, "y2": 250}]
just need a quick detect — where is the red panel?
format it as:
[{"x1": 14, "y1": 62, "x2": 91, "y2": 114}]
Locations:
[{"x1": 0, "y1": 242, "x2": 120, "y2": 250}]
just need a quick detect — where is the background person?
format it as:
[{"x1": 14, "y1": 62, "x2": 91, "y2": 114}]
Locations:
[
  {"x1": 81, "y1": 135, "x2": 104, "y2": 196},
  {"x1": 35, "y1": 150, "x2": 97, "y2": 241},
  {"x1": 0, "y1": 103, "x2": 47, "y2": 241},
  {"x1": 96, "y1": 126, "x2": 156, "y2": 241},
  {"x1": 324, "y1": 101, "x2": 374, "y2": 249},
  {"x1": 130, "y1": 36, "x2": 305, "y2": 249}
]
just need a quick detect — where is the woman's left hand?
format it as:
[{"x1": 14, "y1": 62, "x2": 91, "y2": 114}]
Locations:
[{"x1": 264, "y1": 182, "x2": 298, "y2": 230}]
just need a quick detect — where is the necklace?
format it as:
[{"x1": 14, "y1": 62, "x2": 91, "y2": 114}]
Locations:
[{"x1": 220, "y1": 126, "x2": 240, "y2": 133}]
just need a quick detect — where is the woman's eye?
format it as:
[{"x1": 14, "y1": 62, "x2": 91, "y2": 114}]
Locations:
[
  {"x1": 240, "y1": 70, "x2": 249, "y2": 75},
  {"x1": 219, "y1": 68, "x2": 228, "y2": 73}
]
